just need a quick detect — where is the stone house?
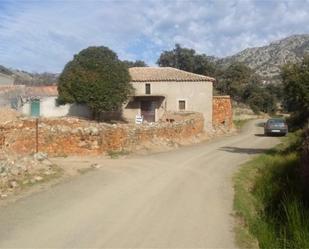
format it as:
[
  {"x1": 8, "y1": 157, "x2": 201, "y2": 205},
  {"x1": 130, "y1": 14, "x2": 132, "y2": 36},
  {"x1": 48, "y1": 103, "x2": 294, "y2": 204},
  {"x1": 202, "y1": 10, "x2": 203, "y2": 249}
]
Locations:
[
  {"x1": 123, "y1": 67, "x2": 215, "y2": 128},
  {"x1": 4, "y1": 67, "x2": 224, "y2": 129}
]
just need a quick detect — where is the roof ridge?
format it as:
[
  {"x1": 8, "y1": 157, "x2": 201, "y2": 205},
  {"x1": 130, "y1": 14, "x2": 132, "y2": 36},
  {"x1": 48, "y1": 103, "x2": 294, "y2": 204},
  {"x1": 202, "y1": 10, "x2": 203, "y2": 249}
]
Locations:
[{"x1": 129, "y1": 66, "x2": 215, "y2": 82}]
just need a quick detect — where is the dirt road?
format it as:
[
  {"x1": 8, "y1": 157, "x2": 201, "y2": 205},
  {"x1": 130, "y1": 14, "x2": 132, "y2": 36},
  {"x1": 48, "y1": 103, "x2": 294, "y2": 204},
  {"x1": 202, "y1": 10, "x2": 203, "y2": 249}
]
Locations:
[{"x1": 0, "y1": 120, "x2": 280, "y2": 248}]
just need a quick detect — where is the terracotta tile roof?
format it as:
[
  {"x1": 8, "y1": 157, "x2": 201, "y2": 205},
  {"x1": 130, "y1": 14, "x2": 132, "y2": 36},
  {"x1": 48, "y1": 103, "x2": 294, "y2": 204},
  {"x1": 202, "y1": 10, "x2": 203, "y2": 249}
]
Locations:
[
  {"x1": 129, "y1": 67, "x2": 215, "y2": 82},
  {"x1": 24, "y1": 86, "x2": 58, "y2": 97}
]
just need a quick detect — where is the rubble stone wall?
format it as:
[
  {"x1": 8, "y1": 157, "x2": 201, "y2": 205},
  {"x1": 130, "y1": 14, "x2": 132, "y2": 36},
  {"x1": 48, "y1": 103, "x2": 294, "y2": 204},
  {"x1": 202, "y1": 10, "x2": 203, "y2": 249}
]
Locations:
[
  {"x1": 212, "y1": 96, "x2": 233, "y2": 129},
  {"x1": 0, "y1": 113, "x2": 204, "y2": 156}
]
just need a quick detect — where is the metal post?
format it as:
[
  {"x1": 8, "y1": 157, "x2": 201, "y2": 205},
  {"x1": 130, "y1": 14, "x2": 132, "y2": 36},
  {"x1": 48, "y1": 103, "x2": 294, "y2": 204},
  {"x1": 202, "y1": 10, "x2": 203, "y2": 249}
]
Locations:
[{"x1": 35, "y1": 118, "x2": 39, "y2": 153}]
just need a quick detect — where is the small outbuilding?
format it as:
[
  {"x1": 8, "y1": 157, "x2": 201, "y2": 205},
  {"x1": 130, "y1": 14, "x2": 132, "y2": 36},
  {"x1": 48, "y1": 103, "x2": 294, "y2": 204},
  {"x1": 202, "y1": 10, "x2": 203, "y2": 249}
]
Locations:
[{"x1": 21, "y1": 86, "x2": 90, "y2": 118}]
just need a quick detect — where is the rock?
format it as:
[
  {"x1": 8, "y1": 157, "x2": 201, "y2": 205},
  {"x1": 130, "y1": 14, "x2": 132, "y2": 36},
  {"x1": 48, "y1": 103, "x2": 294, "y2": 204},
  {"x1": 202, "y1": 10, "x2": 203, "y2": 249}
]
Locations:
[
  {"x1": 41, "y1": 160, "x2": 54, "y2": 167},
  {"x1": 10, "y1": 168, "x2": 19, "y2": 176},
  {"x1": 9, "y1": 180, "x2": 18, "y2": 188},
  {"x1": 0, "y1": 172, "x2": 7, "y2": 177},
  {"x1": 90, "y1": 141, "x2": 99, "y2": 149},
  {"x1": 78, "y1": 141, "x2": 88, "y2": 148},
  {"x1": 33, "y1": 152, "x2": 48, "y2": 161},
  {"x1": 91, "y1": 163, "x2": 101, "y2": 169},
  {"x1": 0, "y1": 194, "x2": 8, "y2": 198},
  {"x1": 34, "y1": 176, "x2": 43, "y2": 182},
  {"x1": 43, "y1": 170, "x2": 56, "y2": 175}
]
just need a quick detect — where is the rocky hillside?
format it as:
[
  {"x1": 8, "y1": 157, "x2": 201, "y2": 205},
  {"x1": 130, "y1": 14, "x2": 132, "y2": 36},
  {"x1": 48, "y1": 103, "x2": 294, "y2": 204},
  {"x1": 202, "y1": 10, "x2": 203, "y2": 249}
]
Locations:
[
  {"x1": 0, "y1": 66, "x2": 58, "y2": 86},
  {"x1": 219, "y1": 34, "x2": 309, "y2": 83}
]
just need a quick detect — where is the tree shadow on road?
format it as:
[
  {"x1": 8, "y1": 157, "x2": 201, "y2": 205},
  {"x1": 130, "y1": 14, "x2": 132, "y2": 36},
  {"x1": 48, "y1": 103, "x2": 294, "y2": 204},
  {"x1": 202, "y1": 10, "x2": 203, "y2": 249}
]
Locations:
[{"x1": 219, "y1": 146, "x2": 269, "y2": 155}]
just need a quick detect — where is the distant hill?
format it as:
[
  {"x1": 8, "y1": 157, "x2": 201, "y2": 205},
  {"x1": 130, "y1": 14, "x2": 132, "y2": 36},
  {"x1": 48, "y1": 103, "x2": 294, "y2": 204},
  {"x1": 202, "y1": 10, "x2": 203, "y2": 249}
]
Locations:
[
  {"x1": 218, "y1": 34, "x2": 309, "y2": 83},
  {"x1": 0, "y1": 66, "x2": 58, "y2": 86},
  {"x1": 0, "y1": 34, "x2": 308, "y2": 85}
]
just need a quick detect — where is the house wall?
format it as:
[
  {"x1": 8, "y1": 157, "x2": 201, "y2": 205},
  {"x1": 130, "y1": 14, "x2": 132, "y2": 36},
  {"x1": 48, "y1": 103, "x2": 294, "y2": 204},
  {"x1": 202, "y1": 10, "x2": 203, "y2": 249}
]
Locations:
[
  {"x1": 123, "y1": 81, "x2": 213, "y2": 128},
  {"x1": 22, "y1": 96, "x2": 92, "y2": 118}
]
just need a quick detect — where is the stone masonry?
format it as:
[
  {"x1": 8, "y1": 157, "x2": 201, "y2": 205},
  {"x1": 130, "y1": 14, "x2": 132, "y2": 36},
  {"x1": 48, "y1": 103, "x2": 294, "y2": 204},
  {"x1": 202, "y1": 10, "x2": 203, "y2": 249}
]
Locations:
[
  {"x1": 212, "y1": 96, "x2": 233, "y2": 129},
  {"x1": 0, "y1": 113, "x2": 204, "y2": 156}
]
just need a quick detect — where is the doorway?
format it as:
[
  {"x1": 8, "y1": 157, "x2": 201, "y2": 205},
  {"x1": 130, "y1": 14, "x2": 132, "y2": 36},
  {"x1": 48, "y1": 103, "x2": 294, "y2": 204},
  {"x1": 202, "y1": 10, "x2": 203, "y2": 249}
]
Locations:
[
  {"x1": 30, "y1": 99, "x2": 40, "y2": 117},
  {"x1": 141, "y1": 101, "x2": 155, "y2": 122}
]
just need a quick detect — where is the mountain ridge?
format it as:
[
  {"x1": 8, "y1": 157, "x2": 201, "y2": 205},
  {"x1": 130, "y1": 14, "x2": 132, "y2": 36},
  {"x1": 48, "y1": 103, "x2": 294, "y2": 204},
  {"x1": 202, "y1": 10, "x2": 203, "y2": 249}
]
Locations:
[
  {"x1": 0, "y1": 34, "x2": 309, "y2": 85},
  {"x1": 218, "y1": 34, "x2": 309, "y2": 82}
]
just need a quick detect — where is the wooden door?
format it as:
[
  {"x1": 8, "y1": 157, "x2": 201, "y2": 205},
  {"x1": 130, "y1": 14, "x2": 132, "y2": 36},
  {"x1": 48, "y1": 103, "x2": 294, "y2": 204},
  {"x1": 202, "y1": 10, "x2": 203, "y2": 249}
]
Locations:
[{"x1": 141, "y1": 101, "x2": 155, "y2": 122}]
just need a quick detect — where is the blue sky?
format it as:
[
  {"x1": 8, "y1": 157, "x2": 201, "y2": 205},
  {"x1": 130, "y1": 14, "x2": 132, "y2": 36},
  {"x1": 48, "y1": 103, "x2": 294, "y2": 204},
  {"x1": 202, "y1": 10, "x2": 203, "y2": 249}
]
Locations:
[{"x1": 0, "y1": 0, "x2": 308, "y2": 73}]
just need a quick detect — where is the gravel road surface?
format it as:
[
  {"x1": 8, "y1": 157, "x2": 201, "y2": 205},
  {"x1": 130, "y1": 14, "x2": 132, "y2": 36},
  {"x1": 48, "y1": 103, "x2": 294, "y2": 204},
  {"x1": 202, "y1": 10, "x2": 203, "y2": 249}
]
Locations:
[{"x1": 0, "y1": 120, "x2": 280, "y2": 248}]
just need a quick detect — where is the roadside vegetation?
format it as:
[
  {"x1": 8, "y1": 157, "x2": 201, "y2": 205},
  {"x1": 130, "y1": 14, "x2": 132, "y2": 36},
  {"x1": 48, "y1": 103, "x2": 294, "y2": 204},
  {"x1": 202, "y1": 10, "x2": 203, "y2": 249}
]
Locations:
[
  {"x1": 233, "y1": 119, "x2": 253, "y2": 130},
  {"x1": 281, "y1": 56, "x2": 309, "y2": 130},
  {"x1": 234, "y1": 56, "x2": 309, "y2": 248},
  {"x1": 234, "y1": 131, "x2": 309, "y2": 248},
  {"x1": 107, "y1": 150, "x2": 130, "y2": 159}
]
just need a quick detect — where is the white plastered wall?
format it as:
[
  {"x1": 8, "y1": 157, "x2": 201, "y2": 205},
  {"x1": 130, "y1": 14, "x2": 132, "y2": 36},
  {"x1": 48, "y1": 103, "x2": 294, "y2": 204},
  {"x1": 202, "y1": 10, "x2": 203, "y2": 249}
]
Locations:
[
  {"x1": 22, "y1": 96, "x2": 92, "y2": 118},
  {"x1": 123, "y1": 81, "x2": 213, "y2": 128}
]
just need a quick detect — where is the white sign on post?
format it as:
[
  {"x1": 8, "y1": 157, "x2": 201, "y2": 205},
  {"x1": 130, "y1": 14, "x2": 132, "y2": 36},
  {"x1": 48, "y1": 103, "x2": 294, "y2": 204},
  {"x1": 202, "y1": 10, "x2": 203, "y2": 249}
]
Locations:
[{"x1": 135, "y1": 114, "x2": 143, "y2": 124}]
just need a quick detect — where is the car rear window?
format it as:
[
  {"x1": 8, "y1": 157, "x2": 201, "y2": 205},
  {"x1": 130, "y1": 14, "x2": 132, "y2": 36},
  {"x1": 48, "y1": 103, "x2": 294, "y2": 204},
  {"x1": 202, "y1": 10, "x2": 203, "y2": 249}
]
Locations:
[{"x1": 268, "y1": 119, "x2": 285, "y2": 125}]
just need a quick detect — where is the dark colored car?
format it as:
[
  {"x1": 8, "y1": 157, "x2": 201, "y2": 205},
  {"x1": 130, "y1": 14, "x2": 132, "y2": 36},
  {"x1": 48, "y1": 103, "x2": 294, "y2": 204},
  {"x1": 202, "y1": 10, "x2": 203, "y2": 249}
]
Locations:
[{"x1": 264, "y1": 118, "x2": 288, "y2": 136}]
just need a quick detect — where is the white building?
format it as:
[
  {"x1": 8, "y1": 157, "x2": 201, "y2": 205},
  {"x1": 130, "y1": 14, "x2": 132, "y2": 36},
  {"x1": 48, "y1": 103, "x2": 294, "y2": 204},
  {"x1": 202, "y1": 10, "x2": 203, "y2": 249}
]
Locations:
[
  {"x1": 18, "y1": 67, "x2": 216, "y2": 127},
  {"x1": 21, "y1": 86, "x2": 90, "y2": 118}
]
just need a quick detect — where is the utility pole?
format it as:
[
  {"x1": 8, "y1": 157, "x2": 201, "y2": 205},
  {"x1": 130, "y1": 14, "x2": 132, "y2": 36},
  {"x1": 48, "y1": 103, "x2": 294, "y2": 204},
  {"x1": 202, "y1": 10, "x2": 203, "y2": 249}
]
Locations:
[{"x1": 35, "y1": 118, "x2": 39, "y2": 153}]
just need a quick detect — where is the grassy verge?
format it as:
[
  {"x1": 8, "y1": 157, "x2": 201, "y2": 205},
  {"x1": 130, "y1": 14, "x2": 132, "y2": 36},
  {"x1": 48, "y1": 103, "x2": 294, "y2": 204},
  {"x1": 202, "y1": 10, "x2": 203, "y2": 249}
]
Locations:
[
  {"x1": 107, "y1": 150, "x2": 130, "y2": 159},
  {"x1": 234, "y1": 131, "x2": 309, "y2": 248},
  {"x1": 233, "y1": 119, "x2": 253, "y2": 130}
]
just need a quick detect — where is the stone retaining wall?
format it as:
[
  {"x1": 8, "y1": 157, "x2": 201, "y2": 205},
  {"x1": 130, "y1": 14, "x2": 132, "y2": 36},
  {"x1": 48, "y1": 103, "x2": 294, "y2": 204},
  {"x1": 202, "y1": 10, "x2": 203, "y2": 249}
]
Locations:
[
  {"x1": 213, "y1": 96, "x2": 233, "y2": 129},
  {"x1": 0, "y1": 113, "x2": 204, "y2": 156}
]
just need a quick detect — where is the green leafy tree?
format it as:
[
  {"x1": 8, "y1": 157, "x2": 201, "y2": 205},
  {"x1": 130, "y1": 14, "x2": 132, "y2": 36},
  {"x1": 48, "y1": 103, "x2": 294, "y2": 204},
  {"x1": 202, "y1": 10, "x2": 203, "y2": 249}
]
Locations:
[
  {"x1": 157, "y1": 44, "x2": 216, "y2": 76},
  {"x1": 57, "y1": 46, "x2": 132, "y2": 118},
  {"x1": 158, "y1": 45, "x2": 279, "y2": 114},
  {"x1": 123, "y1": 60, "x2": 147, "y2": 68},
  {"x1": 216, "y1": 62, "x2": 253, "y2": 101},
  {"x1": 281, "y1": 56, "x2": 309, "y2": 128},
  {"x1": 216, "y1": 62, "x2": 277, "y2": 113}
]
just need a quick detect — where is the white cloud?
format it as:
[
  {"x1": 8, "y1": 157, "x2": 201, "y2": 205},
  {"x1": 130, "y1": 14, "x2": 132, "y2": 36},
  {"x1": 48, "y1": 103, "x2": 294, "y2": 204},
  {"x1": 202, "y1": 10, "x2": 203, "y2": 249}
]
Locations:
[{"x1": 0, "y1": 0, "x2": 308, "y2": 72}]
